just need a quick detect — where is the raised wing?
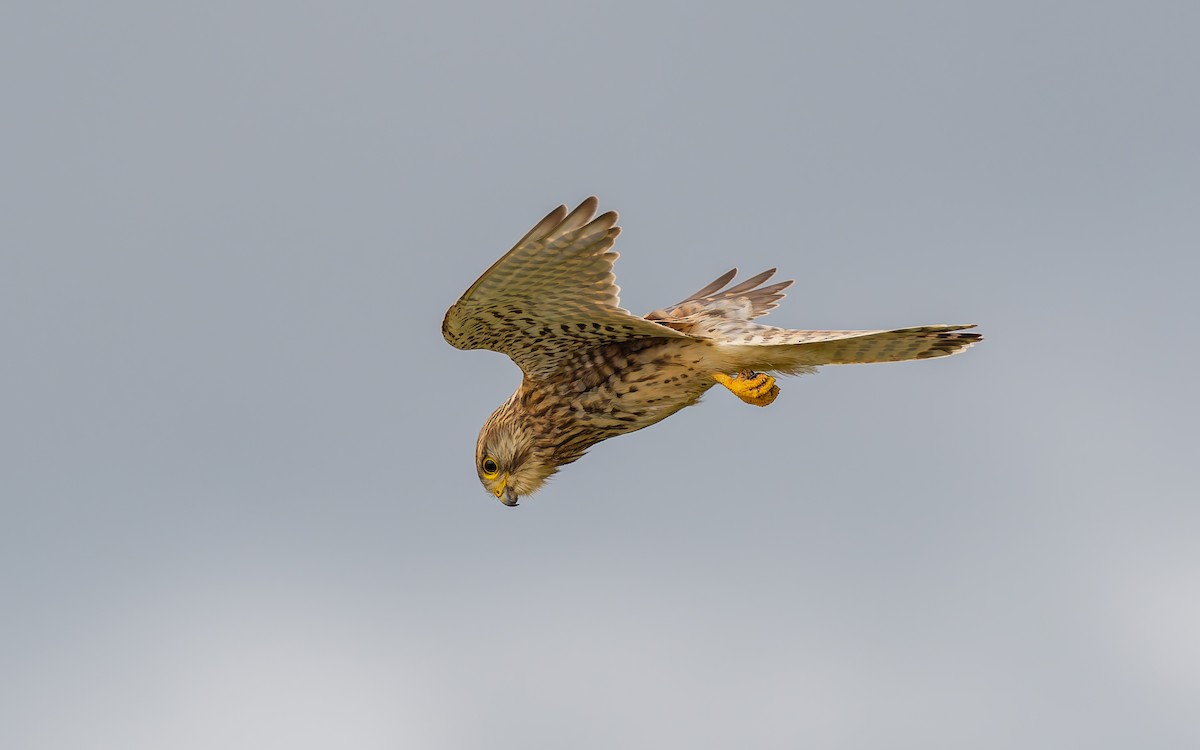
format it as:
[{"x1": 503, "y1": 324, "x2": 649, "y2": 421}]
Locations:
[
  {"x1": 643, "y1": 269, "x2": 979, "y2": 362},
  {"x1": 646, "y1": 267, "x2": 795, "y2": 334},
  {"x1": 442, "y1": 197, "x2": 686, "y2": 379}
]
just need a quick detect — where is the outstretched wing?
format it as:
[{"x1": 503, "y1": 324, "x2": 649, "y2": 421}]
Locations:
[{"x1": 442, "y1": 197, "x2": 686, "y2": 379}]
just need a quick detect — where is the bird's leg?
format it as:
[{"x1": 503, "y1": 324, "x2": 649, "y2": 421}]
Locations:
[{"x1": 712, "y1": 369, "x2": 780, "y2": 407}]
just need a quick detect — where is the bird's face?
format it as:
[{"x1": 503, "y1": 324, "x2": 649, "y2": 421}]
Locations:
[{"x1": 475, "y1": 417, "x2": 555, "y2": 507}]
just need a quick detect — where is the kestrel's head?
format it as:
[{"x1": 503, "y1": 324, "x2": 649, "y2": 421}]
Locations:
[{"x1": 475, "y1": 403, "x2": 557, "y2": 507}]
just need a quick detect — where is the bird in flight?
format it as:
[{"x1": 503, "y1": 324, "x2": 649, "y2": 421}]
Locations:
[{"x1": 442, "y1": 197, "x2": 981, "y2": 507}]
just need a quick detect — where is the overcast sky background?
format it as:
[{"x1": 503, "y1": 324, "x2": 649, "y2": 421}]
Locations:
[{"x1": 3, "y1": 2, "x2": 1198, "y2": 748}]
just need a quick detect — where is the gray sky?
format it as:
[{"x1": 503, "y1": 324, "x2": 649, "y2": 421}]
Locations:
[{"x1": 3, "y1": 1, "x2": 1198, "y2": 748}]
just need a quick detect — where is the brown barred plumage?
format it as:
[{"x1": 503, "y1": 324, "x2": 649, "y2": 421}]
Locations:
[{"x1": 443, "y1": 198, "x2": 982, "y2": 506}]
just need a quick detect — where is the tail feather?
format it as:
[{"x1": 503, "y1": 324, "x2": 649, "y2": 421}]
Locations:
[
  {"x1": 651, "y1": 269, "x2": 982, "y2": 374},
  {"x1": 721, "y1": 324, "x2": 982, "y2": 372}
]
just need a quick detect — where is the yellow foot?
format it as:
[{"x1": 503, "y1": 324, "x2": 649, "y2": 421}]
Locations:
[{"x1": 712, "y1": 369, "x2": 780, "y2": 407}]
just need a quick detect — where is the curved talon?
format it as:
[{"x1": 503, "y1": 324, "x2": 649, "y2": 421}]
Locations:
[{"x1": 712, "y1": 369, "x2": 780, "y2": 407}]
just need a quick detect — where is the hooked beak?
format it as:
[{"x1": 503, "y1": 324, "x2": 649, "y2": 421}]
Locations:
[
  {"x1": 493, "y1": 476, "x2": 519, "y2": 507},
  {"x1": 500, "y1": 485, "x2": 519, "y2": 507}
]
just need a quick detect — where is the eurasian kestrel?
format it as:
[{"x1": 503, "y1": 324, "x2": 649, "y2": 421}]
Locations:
[{"x1": 442, "y1": 197, "x2": 981, "y2": 506}]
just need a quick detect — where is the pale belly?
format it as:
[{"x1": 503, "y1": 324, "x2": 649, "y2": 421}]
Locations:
[{"x1": 548, "y1": 339, "x2": 718, "y2": 436}]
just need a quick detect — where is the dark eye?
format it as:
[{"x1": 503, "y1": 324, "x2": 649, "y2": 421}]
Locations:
[{"x1": 481, "y1": 457, "x2": 499, "y2": 476}]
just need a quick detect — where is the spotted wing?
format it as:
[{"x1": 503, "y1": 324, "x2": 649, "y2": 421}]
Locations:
[{"x1": 442, "y1": 197, "x2": 686, "y2": 379}]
